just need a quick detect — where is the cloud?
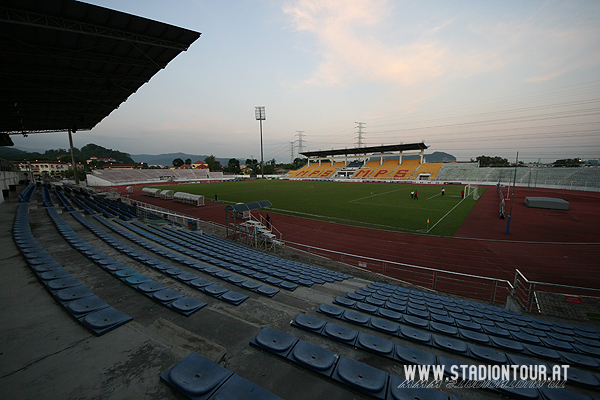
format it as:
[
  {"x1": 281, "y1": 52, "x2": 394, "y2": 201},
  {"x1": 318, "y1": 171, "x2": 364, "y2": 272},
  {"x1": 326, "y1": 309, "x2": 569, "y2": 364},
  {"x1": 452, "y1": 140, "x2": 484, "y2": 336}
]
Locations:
[{"x1": 283, "y1": 0, "x2": 448, "y2": 86}]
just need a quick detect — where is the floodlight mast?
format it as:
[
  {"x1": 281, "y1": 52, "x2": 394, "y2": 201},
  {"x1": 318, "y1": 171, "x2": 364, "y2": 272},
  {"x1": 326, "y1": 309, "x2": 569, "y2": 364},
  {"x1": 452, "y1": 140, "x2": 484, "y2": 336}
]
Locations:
[{"x1": 255, "y1": 106, "x2": 266, "y2": 179}]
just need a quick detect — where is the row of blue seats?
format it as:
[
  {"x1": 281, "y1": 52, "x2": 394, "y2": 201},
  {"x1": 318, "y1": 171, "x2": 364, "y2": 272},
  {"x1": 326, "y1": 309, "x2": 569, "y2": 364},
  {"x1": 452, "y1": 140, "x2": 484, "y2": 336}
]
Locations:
[
  {"x1": 355, "y1": 284, "x2": 600, "y2": 343},
  {"x1": 41, "y1": 187, "x2": 54, "y2": 208},
  {"x1": 46, "y1": 208, "x2": 205, "y2": 315},
  {"x1": 316, "y1": 303, "x2": 600, "y2": 387},
  {"x1": 298, "y1": 310, "x2": 600, "y2": 390},
  {"x1": 340, "y1": 294, "x2": 600, "y2": 353},
  {"x1": 123, "y1": 221, "x2": 300, "y2": 291},
  {"x1": 143, "y1": 223, "x2": 347, "y2": 286},
  {"x1": 13, "y1": 203, "x2": 131, "y2": 335},
  {"x1": 53, "y1": 189, "x2": 76, "y2": 212},
  {"x1": 185, "y1": 229, "x2": 352, "y2": 283},
  {"x1": 251, "y1": 327, "x2": 465, "y2": 400},
  {"x1": 160, "y1": 352, "x2": 283, "y2": 400},
  {"x1": 84, "y1": 214, "x2": 266, "y2": 303},
  {"x1": 100, "y1": 196, "x2": 136, "y2": 219},
  {"x1": 360, "y1": 282, "x2": 517, "y2": 318},
  {"x1": 98, "y1": 216, "x2": 285, "y2": 296},
  {"x1": 64, "y1": 192, "x2": 96, "y2": 215},
  {"x1": 17, "y1": 184, "x2": 35, "y2": 203}
]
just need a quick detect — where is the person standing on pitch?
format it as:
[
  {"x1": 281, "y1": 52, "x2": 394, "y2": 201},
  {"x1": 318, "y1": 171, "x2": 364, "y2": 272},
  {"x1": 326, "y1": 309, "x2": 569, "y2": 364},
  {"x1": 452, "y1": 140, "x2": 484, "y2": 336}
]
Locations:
[{"x1": 441, "y1": 188, "x2": 445, "y2": 196}]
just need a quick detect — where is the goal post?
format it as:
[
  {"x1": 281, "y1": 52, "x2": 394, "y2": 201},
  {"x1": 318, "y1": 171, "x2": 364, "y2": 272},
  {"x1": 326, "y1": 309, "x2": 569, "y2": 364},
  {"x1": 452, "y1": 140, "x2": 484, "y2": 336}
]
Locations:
[{"x1": 464, "y1": 184, "x2": 480, "y2": 200}]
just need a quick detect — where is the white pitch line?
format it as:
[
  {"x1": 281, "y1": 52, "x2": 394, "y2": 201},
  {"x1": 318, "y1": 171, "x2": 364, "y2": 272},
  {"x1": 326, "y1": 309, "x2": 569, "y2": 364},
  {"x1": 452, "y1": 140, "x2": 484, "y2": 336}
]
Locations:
[{"x1": 349, "y1": 187, "x2": 407, "y2": 203}]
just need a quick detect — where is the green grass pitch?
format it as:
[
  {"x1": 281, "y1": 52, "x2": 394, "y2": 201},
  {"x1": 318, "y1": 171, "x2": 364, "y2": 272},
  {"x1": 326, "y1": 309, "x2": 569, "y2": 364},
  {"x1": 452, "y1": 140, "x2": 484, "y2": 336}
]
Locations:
[{"x1": 149, "y1": 180, "x2": 484, "y2": 236}]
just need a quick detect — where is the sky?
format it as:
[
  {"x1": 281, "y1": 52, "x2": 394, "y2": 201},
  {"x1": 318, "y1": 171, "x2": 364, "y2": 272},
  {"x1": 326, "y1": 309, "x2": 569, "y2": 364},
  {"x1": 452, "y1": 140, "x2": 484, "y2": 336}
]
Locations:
[{"x1": 11, "y1": 0, "x2": 600, "y2": 163}]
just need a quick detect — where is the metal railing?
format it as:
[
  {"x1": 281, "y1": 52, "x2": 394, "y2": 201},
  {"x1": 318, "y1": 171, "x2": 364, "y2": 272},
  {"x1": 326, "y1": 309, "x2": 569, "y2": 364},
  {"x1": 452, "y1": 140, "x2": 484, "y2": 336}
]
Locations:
[
  {"x1": 286, "y1": 240, "x2": 513, "y2": 305},
  {"x1": 125, "y1": 198, "x2": 204, "y2": 231},
  {"x1": 513, "y1": 269, "x2": 600, "y2": 313}
]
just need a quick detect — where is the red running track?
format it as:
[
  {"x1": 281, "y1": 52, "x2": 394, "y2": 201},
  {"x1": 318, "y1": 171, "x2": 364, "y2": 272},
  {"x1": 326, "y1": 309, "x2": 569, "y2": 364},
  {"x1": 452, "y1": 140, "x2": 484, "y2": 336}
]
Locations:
[{"x1": 114, "y1": 184, "x2": 600, "y2": 291}]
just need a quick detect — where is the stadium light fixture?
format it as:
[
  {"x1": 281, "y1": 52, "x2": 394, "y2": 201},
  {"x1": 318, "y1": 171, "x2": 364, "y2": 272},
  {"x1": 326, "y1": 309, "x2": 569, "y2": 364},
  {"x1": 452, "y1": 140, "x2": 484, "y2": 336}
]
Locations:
[{"x1": 255, "y1": 106, "x2": 266, "y2": 179}]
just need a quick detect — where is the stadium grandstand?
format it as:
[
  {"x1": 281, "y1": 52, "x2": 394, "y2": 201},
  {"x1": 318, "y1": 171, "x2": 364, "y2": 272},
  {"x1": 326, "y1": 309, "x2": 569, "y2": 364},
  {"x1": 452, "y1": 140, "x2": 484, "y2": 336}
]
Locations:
[
  {"x1": 86, "y1": 168, "x2": 228, "y2": 186},
  {"x1": 2, "y1": 1, "x2": 600, "y2": 400},
  {"x1": 286, "y1": 143, "x2": 600, "y2": 191}
]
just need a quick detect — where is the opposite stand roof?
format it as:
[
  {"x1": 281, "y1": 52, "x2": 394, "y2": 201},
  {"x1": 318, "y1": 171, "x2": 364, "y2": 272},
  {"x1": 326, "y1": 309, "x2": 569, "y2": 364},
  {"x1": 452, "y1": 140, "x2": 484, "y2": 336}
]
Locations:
[{"x1": 0, "y1": 0, "x2": 200, "y2": 136}]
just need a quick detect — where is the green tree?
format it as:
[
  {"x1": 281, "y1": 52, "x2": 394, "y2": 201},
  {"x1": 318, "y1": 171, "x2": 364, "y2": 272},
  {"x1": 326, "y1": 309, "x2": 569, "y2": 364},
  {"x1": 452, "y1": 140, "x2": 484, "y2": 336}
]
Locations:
[
  {"x1": 185, "y1": 158, "x2": 192, "y2": 165},
  {"x1": 475, "y1": 155, "x2": 510, "y2": 167},
  {"x1": 245, "y1": 158, "x2": 259, "y2": 175},
  {"x1": 204, "y1": 155, "x2": 223, "y2": 171},
  {"x1": 172, "y1": 158, "x2": 184, "y2": 167},
  {"x1": 225, "y1": 158, "x2": 241, "y2": 174}
]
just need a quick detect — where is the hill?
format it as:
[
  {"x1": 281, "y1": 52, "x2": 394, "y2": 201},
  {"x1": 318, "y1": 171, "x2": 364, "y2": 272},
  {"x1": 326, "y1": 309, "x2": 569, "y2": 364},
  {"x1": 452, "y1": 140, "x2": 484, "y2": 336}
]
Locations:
[
  {"x1": 0, "y1": 143, "x2": 134, "y2": 163},
  {"x1": 132, "y1": 152, "x2": 240, "y2": 167}
]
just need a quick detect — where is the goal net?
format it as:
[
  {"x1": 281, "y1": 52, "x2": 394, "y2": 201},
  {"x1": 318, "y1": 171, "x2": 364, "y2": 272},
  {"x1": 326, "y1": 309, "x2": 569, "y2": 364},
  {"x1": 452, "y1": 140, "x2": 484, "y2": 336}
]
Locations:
[{"x1": 464, "y1": 184, "x2": 480, "y2": 200}]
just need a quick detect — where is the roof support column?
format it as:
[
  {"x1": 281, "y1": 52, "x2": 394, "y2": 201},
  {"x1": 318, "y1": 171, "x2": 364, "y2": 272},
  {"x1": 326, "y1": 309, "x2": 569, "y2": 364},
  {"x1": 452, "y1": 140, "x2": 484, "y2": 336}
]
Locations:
[{"x1": 68, "y1": 128, "x2": 79, "y2": 185}]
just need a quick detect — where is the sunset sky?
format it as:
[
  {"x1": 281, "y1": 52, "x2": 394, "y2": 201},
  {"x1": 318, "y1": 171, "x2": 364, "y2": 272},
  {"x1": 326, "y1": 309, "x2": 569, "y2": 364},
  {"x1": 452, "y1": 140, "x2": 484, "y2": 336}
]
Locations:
[{"x1": 12, "y1": 0, "x2": 600, "y2": 163}]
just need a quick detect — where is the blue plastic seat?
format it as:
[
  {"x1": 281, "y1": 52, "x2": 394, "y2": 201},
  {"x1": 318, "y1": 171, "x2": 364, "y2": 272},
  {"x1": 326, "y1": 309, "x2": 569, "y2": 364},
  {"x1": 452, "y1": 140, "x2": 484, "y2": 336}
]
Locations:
[
  {"x1": 190, "y1": 278, "x2": 213, "y2": 289},
  {"x1": 539, "y1": 337, "x2": 573, "y2": 351},
  {"x1": 571, "y1": 343, "x2": 600, "y2": 357},
  {"x1": 355, "y1": 332, "x2": 394, "y2": 356},
  {"x1": 430, "y1": 322, "x2": 458, "y2": 336},
  {"x1": 46, "y1": 276, "x2": 82, "y2": 291},
  {"x1": 153, "y1": 288, "x2": 184, "y2": 304},
  {"x1": 558, "y1": 351, "x2": 600, "y2": 369},
  {"x1": 385, "y1": 301, "x2": 406, "y2": 313},
  {"x1": 334, "y1": 296, "x2": 356, "y2": 308},
  {"x1": 137, "y1": 281, "x2": 168, "y2": 294},
  {"x1": 219, "y1": 291, "x2": 248, "y2": 305},
  {"x1": 376, "y1": 308, "x2": 402, "y2": 321},
  {"x1": 489, "y1": 336, "x2": 525, "y2": 352},
  {"x1": 369, "y1": 317, "x2": 399, "y2": 335},
  {"x1": 251, "y1": 327, "x2": 298, "y2": 357},
  {"x1": 432, "y1": 334, "x2": 468, "y2": 354},
  {"x1": 169, "y1": 297, "x2": 206, "y2": 316},
  {"x1": 291, "y1": 313, "x2": 326, "y2": 333},
  {"x1": 256, "y1": 286, "x2": 279, "y2": 297},
  {"x1": 240, "y1": 280, "x2": 262, "y2": 291},
  {"x1": 81, "y1": 307, "x2": 132, "y2": 336},
  {"x1": 394, "y1": 344, "x2": 436, "y2": 365},
  {"x1": 510, "y1": 331, "x2": 542, "y2": 345},
  {"x1": 430, "y1": 313, "x2": 455, "y2": 325},
  {"x1": 342, "y1": 310, "x2": 370, "y2": 325},
  {"x1": 317, "y1": 303, "x2": 344, "y2": 318},
  {"x1": 202, "y1": 284, "x2": 229, "y2": 297},
  {"x1": 523, "y1": 344, "x2": 561, "y2": 361},
  {"x1": 455, "y1": 319, "x2": 482, "y2": 331},
  {"x1": 331, "y1": 356, "x2": 388, "y2": 399},
  {"x1": 482, "y1": 325, "x2": 511, "y2": 338},
  {"x1": 399, "y1": 326, "x2": 431, "y2": 343},
  {"x1": 160, "y1": 352, "x2": 234, "y2": 400},
  {"x1": 55, "y1": 286, "x2": 94, "y2": 303},
  {"x1": 66, "y1": 295, "x2": 110, "y2": 318},
  {"x1": 355, "y1": 302, "x2": 378, "y2": 314},
  {"x1": 467, "y1": 343, "x2": 507, "y2": 364},
  {"x1": 402, "y1": 315, "x2": 429, "y2": 329},
  {"x1": 323, "y1": 323, "x2": 358, "y2": 345}
]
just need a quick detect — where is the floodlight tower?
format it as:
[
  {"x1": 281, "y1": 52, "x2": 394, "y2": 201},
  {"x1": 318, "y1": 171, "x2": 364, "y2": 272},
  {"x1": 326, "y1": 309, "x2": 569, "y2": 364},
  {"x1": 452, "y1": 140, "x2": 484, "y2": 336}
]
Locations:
[{"x1": 255, "y1": 106, "x2": 266, "y2": 179}]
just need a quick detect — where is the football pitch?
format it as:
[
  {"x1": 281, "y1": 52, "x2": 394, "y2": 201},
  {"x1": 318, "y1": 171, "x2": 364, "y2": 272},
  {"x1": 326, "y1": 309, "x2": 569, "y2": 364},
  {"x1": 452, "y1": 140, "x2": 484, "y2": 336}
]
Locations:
[{"x1": 150, "y1": 180, "x2": 484, "y2": 236}]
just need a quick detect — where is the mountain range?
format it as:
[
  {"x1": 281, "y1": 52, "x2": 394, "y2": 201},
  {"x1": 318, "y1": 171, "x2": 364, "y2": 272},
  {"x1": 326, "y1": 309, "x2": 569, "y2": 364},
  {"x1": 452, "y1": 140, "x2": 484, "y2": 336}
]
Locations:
[{"x1": 131, "y1": 153, "x2": 242, "y2": 167}]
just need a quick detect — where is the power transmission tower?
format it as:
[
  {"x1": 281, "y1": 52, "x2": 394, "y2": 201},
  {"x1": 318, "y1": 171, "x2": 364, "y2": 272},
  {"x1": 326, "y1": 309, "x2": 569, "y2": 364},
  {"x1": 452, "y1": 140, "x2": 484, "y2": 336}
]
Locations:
[
  {"x1": 290, "y1": 141, "x2": 295, "y2": 163},
  {"x1": 296, "y1": 131, "x2": 305, "y2": 155},
  {"x1": 355, "y1": 122, "x2": 366, "y2": 148}
]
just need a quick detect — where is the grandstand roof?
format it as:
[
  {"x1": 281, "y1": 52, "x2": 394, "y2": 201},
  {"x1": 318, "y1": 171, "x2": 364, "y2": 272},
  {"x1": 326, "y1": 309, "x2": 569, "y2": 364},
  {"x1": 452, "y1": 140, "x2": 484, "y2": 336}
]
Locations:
[
  {"x1": 0, "y1": 0, "x2": 200, "y2": 139},
  {"x1": 300, "y1": 143, "x2": 428, "y2": 158}
]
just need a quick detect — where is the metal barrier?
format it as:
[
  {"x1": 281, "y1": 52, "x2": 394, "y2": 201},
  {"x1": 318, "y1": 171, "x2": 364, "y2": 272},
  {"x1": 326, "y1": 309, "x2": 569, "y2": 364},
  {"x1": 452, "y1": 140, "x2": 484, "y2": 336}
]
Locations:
[
  {"x1": 513, "y1": 269, "x2": 600, "y2": 313},
  {"x1": 286, "y1": 240, "x2": 513, "y2": 305},
  {"x1": 126, "y1": 199, "x2": 203, "y2": 231}
]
